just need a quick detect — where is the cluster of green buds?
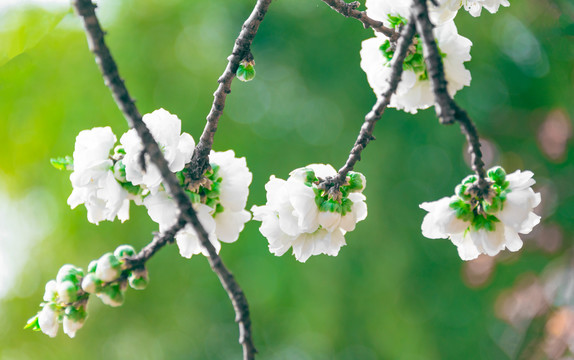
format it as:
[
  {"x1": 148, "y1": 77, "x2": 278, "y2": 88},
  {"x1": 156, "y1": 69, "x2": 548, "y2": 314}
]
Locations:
[
  {"x1": 179, "y1": 164, "x2": 225, "y2": 215},
  {"x1": 25, "y1": 264, "x2": 88, "y2": 338},
  {"x1": 379, "y1": 14, "x2": 444, "y2": 81},
  {"x1": 82, "y1": 245, "x2": 149, "y2": 307},
  {"x1": 26, "y1": 245, "x2": 148, "y2": 338},
  {"x1": 449, "y1": 166, "x2": 510, "y2": 232},
  {"x1": 308, "y1": 170, "x2": 366, "y2": 216}
]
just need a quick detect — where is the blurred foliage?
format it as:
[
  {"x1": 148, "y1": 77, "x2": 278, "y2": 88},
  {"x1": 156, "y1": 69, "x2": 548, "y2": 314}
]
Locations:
[{"x1": 0, "y1": 0, "x2": 573, "y2": 359}]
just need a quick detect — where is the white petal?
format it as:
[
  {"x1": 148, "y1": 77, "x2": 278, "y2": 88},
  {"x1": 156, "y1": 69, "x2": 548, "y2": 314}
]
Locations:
[{"x1": 214, "y1": 209, "x2": 251, "y2": 243}]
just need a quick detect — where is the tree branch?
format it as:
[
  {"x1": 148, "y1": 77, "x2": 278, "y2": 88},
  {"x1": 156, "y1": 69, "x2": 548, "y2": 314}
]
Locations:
[
  {"x1": 319, "y1": 0, "x2": 398, "y2": 40},
  {"x1": 72, "y1": 1, "x2": 257, "y2": 358},
  {"x1": 412, "y1": 0, "x2": 488, "y2": 192},
  {"x1": 323, "y1": 18, "x2": 416, "y2": 193},
  {"x1": 187, "y1": 0, "x2": 273, "y2": 181}
]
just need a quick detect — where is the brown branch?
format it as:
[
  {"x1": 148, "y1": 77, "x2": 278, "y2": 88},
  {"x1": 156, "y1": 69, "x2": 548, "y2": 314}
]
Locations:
[
  {"x1": 187, "y1": 0, "x2": 273, "y2": 181},
  {"x1": 323, "y1": 18, "x2": 416, "y2": 193},
  {"x1": 124, "y1": 217, "x2": 187, "y2": 268},
  {"x1": 412, "y1": 0, "x2": 488, "y2": 192},
  {"x1": 319, "y1": 0, "x2": 398, "y2": 40},
  {"x1": 72, "y1": 1, "x2": 257, "y2": 358}
]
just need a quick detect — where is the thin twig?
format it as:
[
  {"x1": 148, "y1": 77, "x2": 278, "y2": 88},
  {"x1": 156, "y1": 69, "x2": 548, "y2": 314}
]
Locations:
[
  {"x1": 322, "y1": 18, "x2": 416, "y2": 193},
  {"x1": 319, "y1": 0, "x2": 398, "y2": 40},
  {"x1": 412, "y1": 0, "x2": 488, "y2": 192},
  {"x1": 72, "y1": 1, "x2": 257, "y2": 358},
  {"x1": 187, "y1": 0, "x2": 273, "y2": 181}
]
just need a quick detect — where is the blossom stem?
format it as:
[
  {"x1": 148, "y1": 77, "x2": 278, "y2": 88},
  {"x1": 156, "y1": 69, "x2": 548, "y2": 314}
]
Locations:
[
  {"x1": 319, "y1": 0, "x2": 398, "y2": 40},
  {"x1": 72, "y1": 1, "x2": 257, "y2": 358},
  {"x1": 187, "y1": 0, "x2": 273, "y2": 181},
  {"x1": 325, "y1": 18, "x2": 416, "y2": 191},
  {"x1": 412, "y1": 0, "x2": 488, "y2": 191}
]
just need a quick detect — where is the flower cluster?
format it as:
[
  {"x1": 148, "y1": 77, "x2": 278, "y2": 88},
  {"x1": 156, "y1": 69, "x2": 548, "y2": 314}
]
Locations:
[
  {"x1": 360, "y1": 0, "x2": 509, "y2": 113},
  {"x1": 56, "y1": 108, "x2": 252, "y2": 259},
  {"x1": 25, "y1": 265, "x2": 88, "y2": 338},
  {"x1": 82, "y1": 245, "x2": 149, "y2": 306},
  {"x1": 144, "y1": 150, "x2": 252, "y2": 258},
  {"x1": 252, "y1": 164, "x2": 367, "y2": 262},
  {"x1": 361, "y1": 2, "x2": 472, "y2": 113},
  {"x1": 420, "y1": 167, "x2": 541, "y2": 260},
  {"x1": 26, "y1": 245, "x2": 148, "y2": 338}
]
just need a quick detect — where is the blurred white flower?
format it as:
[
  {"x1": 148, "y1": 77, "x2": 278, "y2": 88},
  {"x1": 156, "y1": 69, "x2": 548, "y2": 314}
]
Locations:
[
  {"x1": 120, "y1": 108, "x2": 195, "y2": 193},
  {"x1": 420, "y1": 168, "x2": 541, "y2": 260},
  {"x1": 67, "y1": 127, "x2": 130, "y2": 224},
  {"x1": 252, "y1": 164, "x2": 367, "y2": 262}
]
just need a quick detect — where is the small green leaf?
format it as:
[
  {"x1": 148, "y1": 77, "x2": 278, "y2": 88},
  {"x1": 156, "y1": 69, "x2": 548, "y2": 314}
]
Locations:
[
  {"x1": 50, "y1": 156, "x2": 73, "y2": 171},
  {"x1": 487, "y1": 166, "x2": 506, "y2": 185},
  {"x1": 24, "y1": 314, "x2": 41, "y2": 331}
]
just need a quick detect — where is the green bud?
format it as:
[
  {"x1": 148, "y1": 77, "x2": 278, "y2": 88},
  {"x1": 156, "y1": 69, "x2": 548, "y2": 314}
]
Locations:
[
  {"x1": 114, "y1": 245, "x2": 136, "y2": 260},
  {"x1": 236, "y1": 60, "x2": 256, "y2": 82},
  {"x1": 95, "y1": 253, "x2": 122, "y2": 283},
  {"x1": 113, "y1": 161, "x2": 127, "y2": 182},
  {"x1": 57, "y1": 280, "x2": 78, "y2": 304},
  {"x1": 128, "y1": 268, "x2": 149, "y2": 290},
  {"x1": 487, "y1": 166, "x2": 506, "y2": 185},
  {"x1": 97, "y1": 283, "x2": 125, "y2": 307},
  {"x1": 65, "y1": 305, "x2": 87, "y2": 322},
  {"x1": 87, "y1": 260, "x2": 98, "y2": 273},
  {"x1": 50, "y1": 156, "x2": 74, "y2": 171},
  {"x1": 81, "y1": 273, "x2": 102, "y2": 294},
  {"x1": 56, "y1": 265, "x2": 83, "y2": 285}
]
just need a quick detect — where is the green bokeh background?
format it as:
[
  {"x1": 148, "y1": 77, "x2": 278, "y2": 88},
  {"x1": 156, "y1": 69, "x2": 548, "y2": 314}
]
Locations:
[{"x1": 1, "y1": 0, "x2": 573, "y2": 359}]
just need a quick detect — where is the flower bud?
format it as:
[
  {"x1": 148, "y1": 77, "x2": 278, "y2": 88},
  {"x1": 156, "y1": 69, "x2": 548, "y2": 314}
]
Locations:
[
  {"x1": 236, "y1": 60, "x2": 256, "y2": 82},
  {"x1": 63, "y1": 306, "x2": 87, "y2": 338},
  {"x1": 57, "y1": 280, "x2": 78, "y2": 304},
  {"x1": 113, "y1": 160, "x2": 127, "y2": 183},
  {"x1": 81, "y1": 273, "x2": 101, "y2": 294},
  {"x1": 87, "y1": 260, "x2": 98, "y2": 273},
  {"x1": 95, "y1": 253, "x2": 122, "y2": 283},
  {"x1": 128, "y1": 268, "x2": 149, "y2": 290},
  {"x1": 43, "y1": 280, "x2": 58, "y2": 302},
  {"x1": 56, "y1": 264, "x2": 83, "y2": 285},
  {"x1": 97, "y1": 283, "x2": 124, "y2": 307},
  {"x1": 114, "y1": 245, "x2": 136, "y2": 260}
]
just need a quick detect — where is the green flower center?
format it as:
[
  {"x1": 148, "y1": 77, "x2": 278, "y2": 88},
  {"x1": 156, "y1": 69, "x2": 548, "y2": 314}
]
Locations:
[
  {"x1": 379, "y1": 14, "x2": 445, "y2": 81},
  {"x1": 301, "y1": 169, "x2": 365, "y2": 216},
  {"x1": 449, "y1": 167, "x2": 511, "y2": 232}
]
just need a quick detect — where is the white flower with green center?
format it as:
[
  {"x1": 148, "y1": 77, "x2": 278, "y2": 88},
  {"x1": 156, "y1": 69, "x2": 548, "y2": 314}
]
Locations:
[
  {"x1": 252, "y1": 164, "x2": 368, "y2": 262},
  {"x1": 67, "y1": 127, "x2": 131, "y2": 224},
  {"x1": 360, "y1": 9, "x2": 471, "y2": 113},
  {"x1": 144, "y1": 150, "x2": 252, "y2": 258},
  {"x1": 420, "y1": 167, "x2": 541, "y2": 260},
  {"x1": 120, "y1": 108, "x2": 195, "y2": 194}
]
